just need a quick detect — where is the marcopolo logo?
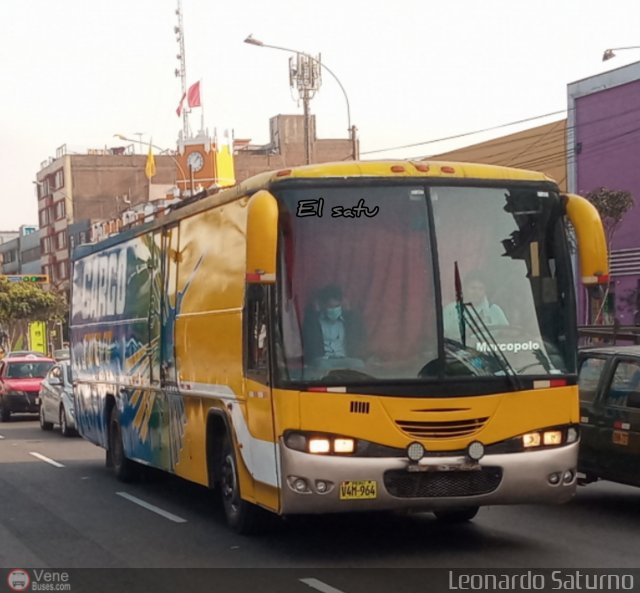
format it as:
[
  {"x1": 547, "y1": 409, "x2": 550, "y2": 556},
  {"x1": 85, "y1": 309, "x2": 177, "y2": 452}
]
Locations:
[
  {"x1": 7, "y1": 569, "x2": 30, "y2": 592},
  {"x1": 475, "y1": 340, "x2": 541, "y2": 354}
]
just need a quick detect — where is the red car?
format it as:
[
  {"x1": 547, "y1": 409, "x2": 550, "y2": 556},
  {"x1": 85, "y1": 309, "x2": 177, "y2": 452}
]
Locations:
[{"x1": 0, "y1": 356, "x2": 55, "y2": 421}]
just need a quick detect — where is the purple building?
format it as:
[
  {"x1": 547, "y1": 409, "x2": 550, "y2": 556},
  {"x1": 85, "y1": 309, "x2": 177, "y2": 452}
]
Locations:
[{"x1": 568, "y1": 61, "x2": 640, "y2": 326}]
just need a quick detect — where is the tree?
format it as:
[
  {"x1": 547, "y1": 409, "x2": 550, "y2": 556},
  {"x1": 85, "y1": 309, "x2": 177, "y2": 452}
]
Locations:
[
  {"x1": 0, "y1": 278, "x2": 67, "y2": 353},
  {"x1": 583, "y1": 187, "x2": 634, "y2": 325},
  {"x1": 585, "y1": 187, "x2": 634, "y2": 251}
]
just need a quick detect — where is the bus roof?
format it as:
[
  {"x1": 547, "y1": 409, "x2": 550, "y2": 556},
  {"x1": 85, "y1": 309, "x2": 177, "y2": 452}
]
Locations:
[{"x1": 72, "y1": 159, "x2": 556, "y2": 260}]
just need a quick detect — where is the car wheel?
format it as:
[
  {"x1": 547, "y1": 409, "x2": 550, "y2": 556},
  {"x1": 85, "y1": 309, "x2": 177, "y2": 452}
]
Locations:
[
  {"x1": 60, "y1": 406, "x2": 75, "y2": 437},
  {"x1": 109, "y1": 406, "x2": 138, "y2": 482},
  {"x1": 433, "y1": 506, "x2": 480, "y2": 523},
  {"x1": 1, "y1": 399, "x2": 11, "y2": 423},
  {"x1": 219, "y1": 433, "x2": 269, "y2": 534},
  {"x1": 39, "y1": 404, "x2": 53, "y2": 431}
]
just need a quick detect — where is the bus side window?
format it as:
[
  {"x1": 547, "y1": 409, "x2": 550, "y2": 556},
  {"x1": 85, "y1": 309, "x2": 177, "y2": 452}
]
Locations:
[{"x1": 245, "y1": 284, "x2": 269, "y2": 382}]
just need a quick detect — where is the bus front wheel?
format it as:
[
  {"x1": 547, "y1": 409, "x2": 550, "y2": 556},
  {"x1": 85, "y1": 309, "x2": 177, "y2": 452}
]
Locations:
[
  {"x1": 433, "y1": 506, "x2": 479, "y2": 523},
  {"x1": 219, "y1": 434, "x2": 268, "y2": 534}
]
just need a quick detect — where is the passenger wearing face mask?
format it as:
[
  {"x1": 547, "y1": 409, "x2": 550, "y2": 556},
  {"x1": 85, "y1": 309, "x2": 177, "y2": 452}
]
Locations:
[{"x1": 302, "y1": 284, "x2": 365, "y2": 369}]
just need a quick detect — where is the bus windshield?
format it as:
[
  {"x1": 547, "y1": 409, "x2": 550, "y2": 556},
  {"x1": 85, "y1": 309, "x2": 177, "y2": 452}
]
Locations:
[{"x1": 274, "y1": 181, "x2": 575, "y2": 388}]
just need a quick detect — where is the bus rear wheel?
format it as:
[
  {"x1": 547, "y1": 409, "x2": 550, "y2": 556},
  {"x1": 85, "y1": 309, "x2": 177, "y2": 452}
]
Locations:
[
  {"x1": 433, "y1": 506, "x2": 479, "y2": 523},
  {"x1": 109, "y1": 407, "x2": 137, "y2": 482},
  {"x1": 219, "y1": 434, "x2": 268, "y2": 534}
]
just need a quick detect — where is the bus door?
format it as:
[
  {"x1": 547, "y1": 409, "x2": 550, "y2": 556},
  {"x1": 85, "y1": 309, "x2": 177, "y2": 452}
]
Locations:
[{"x1": 244, "y1": 283, "x2": 279, "y2": 502}]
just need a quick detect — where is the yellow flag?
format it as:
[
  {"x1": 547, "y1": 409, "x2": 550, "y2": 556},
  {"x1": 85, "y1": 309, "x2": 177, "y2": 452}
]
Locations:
[{"x1": 145, "y1": 141, "x2": 156, "y2": 179}]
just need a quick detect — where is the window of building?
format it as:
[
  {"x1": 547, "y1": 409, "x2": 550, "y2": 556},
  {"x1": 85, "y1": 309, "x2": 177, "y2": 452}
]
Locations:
[
  {"x1": 22, "y1": 247, "x2": 40, "y2": 263},
  {"x1": 39, "y1": 209, "x2": 49, "y2": 227},
  {"x1": 3, "y1": 250, "x2": 16, "y2": 264},
  {"x1": 55, "y1": 200, "x2": 66, "y2": 220},
  {"x1": 41, "y1": 237, "x2": 51, "y2": 254},
  {"x1": 56, "y1": 231, "x2": 67, "y2": 251},
  {"x1": 54, "y1": 169, "x2": 64, "y2": 190},
  {"x1": 58, "y1": 261, "x2": 68, "y2": 280}
]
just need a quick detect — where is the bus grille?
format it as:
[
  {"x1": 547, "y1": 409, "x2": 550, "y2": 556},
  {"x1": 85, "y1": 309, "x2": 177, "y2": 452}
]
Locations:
[
  {"x1": 395, "y1": 417, "x2": 488, "y2": 439},
  {"x1": 383, "y1": 467, "x2": 502, "y2": 498}
]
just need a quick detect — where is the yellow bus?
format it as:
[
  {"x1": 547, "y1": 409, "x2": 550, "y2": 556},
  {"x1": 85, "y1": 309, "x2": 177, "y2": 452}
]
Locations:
[{"x1": 70, "y1": 160, "x2": 607, "y2": 532}]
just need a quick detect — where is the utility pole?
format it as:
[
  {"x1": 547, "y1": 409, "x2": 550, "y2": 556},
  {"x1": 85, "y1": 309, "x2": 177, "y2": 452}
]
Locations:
[
  {"x1": 174, "y1": 0, "x2": 189, "y2": 138},
  {"x1": 288, "y1": 52, "x2": 322, "y2": 164}
]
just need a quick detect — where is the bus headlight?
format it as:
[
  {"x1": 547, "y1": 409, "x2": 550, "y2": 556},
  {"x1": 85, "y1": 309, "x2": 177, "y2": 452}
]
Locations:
[
  {"x1": 543, "y1": 430, "x2": 563, "y2": 446},
  {"x1": 523, "y1": 432, "x2": 542, "y2": 448},
  {"x1": 308, "y1": 438, "x2": 331, "y2": 454},
  {"x1": 285, "y1": 431, "x2": 356, "y2": 455},
  {"x1": 519, "y1": 425, "x2": 578, "y2": 450}
]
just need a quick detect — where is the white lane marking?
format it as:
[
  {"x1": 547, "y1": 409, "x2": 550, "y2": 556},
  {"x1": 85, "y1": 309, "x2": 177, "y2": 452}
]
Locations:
[
  {"x1": 116, "y1": 491, "x2": 187, "y2": 523},
  {"x1": 300, "y1": 578, "x2": 347, "y2": 593},
  {"x1": 0, "y1": 434, "x2": 5, "y2": 439},
  {"x1": 29, "y1": 452, "x2": 65, "y2": 467}
]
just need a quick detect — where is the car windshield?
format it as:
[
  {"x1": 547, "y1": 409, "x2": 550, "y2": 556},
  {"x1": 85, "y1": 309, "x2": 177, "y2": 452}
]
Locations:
[
  {"x1": 6, "y1": 361, "x2": 54, "y2": 378},
  {"x1": 274, "y1": 181, "x2": 575, "y2": 388}
]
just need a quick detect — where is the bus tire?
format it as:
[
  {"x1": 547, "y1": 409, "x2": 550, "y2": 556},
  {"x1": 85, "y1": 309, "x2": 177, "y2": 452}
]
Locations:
[
  {"x1": 433, "y1": 506, "x2": 479, "y2": 523},
  {"x1": 219, "y1": 433, "x2": 268, "y2": 534},
  {"x1": 109, "y1": 406, "x2": 138, "y2": 482}
]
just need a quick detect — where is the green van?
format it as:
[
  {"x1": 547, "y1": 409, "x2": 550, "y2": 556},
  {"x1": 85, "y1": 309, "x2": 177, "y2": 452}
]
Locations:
[{"x1": 578, "y1": 346, "x2": 640, "y2": 486}]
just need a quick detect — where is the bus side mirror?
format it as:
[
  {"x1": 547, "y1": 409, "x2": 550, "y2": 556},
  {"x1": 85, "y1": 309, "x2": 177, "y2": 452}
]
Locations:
[
  {"x1": 563, "y1": 193, "x2": 609, "y2": 287},
  {"x1": 246, "y1": 190, "x2": 278, "y2": 284}
]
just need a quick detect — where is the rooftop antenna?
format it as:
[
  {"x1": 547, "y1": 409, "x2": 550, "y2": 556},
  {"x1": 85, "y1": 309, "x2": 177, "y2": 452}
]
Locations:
[{"x1": 174, "y1": 0, "x2": 189, "y2": 137}]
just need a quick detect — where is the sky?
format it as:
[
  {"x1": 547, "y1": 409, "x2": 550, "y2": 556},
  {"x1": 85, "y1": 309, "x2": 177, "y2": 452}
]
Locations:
[{"x1": 2, "y1": 0, "x2": 640, "y2": 230}]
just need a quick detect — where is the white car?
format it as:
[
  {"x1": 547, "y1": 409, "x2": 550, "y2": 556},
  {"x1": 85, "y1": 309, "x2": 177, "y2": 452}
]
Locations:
[{"x1": 39, "y1": 361, "x2": 77, "y2": 437}]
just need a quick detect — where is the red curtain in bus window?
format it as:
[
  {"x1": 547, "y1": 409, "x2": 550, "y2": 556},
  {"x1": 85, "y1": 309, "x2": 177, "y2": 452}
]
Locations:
[{"x1": 291, "y1": 197, "x2": 433, "y2": 361}]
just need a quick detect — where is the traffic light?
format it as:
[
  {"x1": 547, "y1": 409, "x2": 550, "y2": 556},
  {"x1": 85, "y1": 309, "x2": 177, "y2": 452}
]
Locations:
[{"x1": 1, "y1": 275, "x2": 49, "y2": 283}]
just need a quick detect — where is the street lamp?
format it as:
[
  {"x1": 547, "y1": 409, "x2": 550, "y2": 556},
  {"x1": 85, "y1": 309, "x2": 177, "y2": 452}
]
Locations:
[
  {"x1": 244, "y1": 34, "x2": 358, "y2": 163},
  {"x1": 602, "y1": 46, "x2": 640, "y2": 61}
]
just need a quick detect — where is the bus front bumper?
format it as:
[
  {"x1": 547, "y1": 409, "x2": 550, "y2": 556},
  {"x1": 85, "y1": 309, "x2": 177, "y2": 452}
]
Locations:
[{"x1": 279, "y1": 442, "x2": 578, "y2": 514}]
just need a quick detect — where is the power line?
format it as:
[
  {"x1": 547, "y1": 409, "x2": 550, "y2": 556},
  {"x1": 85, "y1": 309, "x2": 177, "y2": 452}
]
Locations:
[
  {"x1": 361, "y1": 101, "x2": 640, "y2": 162},
  {"x1": 360, "y1": 109, "x2": 567, "y2": 156}
]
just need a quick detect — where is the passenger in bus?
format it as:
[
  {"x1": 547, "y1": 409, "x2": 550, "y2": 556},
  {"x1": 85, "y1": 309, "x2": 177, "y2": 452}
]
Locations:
[
  {"x1": 302, "y1": 284, "x2": 365, "y2": 369},
  {"x1": 443, "y1": 271, "x2": 508, "y2": 341}
]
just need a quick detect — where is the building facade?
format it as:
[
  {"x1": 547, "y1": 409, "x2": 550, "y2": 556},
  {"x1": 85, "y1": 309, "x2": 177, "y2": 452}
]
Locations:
[
  {"x1": 568, "y1": 61, "x2": 640, "y2": 325},
  {"x1": 35, "y1": 144, "x2": 175, "y2": 290},
  {"x1": 234, "y1": 114, "x2": 356, "y2": 180},
  {"x1": 0, "y1": 225, "x2": 42, "y2": 275}
]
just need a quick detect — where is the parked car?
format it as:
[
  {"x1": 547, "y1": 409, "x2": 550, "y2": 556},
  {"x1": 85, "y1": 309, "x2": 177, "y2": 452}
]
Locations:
[
  {"x1": 578, "y1": 345, "x2": 640, "y2": 487},
  {"x1": 0, "y1": 356, "x2": 56, "y2": 421},
  {"x1": 38, "y1": 361, "x2": 76, "y2": 436}
]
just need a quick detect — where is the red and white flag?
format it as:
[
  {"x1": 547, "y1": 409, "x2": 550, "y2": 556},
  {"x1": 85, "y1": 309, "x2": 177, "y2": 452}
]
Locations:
[{"x1": 187, "y1": 81, "x2": 201, "y2": 108}]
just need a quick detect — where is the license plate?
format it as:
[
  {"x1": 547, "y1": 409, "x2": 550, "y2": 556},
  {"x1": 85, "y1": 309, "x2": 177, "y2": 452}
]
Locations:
[
  {"x1": 612, "y1": 430, "x2": 629, "y2": 446},
  {"x1": 339, "y1": 480, "x2": 377, "y2": 500}
]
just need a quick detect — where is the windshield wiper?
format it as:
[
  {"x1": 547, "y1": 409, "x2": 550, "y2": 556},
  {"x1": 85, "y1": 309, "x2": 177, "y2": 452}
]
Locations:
[
  {"x1": 463, "y1": 303, "x2": 521, "y2": 389},
  {"x1": 454, "y1": 262, "x2": 466, "y2": 346},
  {"x1": 452, "y1": 262, "x2": 520, "y2": 388}
]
